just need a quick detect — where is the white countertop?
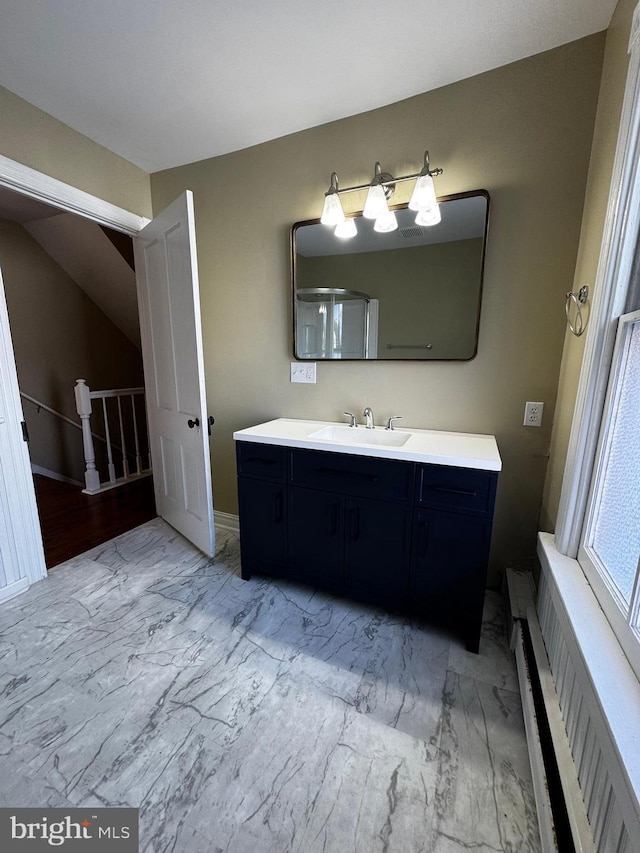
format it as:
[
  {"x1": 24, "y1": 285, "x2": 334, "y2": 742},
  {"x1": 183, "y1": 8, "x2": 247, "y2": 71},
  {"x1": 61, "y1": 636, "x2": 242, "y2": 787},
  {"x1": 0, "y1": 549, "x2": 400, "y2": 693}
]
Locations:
[{"x1": 233, "y1": 418, "x2": 502, "y2": 472}]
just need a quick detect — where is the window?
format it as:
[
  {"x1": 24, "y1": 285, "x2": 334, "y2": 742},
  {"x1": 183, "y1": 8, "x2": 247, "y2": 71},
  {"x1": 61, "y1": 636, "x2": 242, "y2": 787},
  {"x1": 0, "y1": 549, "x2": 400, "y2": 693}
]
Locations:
[
  {"x1": 579, "y1": 309, "x2": 640, "y2": 679},
  {"x1": 556, "y1": 6, "x2": 640, "y2": 683}
]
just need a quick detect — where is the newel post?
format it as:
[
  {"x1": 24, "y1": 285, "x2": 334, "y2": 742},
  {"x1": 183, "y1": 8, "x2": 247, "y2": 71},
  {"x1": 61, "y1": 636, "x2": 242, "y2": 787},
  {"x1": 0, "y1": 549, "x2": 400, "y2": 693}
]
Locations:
[{"x1": 75, "y1": 379, "x2": 100, "y2": 493}]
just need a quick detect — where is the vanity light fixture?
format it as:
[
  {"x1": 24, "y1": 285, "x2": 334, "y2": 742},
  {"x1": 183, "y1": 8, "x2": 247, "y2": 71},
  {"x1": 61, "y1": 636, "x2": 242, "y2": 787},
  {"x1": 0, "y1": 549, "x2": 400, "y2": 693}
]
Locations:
[
  {"x1": 320, "y1": 150, "x2": 443, "y2": 238},
  {"x1": 409, "y1": 152, "x2": 439, "y2": 213},
  {"x1": 320, "y1": 172, "x2": 345, "y2": 226},
  {"x1": 363, "y1": 162, "x2": 393, "y2": 220}
]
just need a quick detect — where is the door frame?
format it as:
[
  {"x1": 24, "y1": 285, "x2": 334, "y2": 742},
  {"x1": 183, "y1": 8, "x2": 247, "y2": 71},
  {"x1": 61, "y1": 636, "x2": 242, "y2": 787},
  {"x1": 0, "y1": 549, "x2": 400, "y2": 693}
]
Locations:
[
  {"x1": 0, "y1": 155, "x2": 149, "y2": 235},
  {"x1": 0, "y1": 155, "x2": 153, "y2": 586},
  {"x1": 0, "y1": 268, "x2": 46, "y2": 599}
]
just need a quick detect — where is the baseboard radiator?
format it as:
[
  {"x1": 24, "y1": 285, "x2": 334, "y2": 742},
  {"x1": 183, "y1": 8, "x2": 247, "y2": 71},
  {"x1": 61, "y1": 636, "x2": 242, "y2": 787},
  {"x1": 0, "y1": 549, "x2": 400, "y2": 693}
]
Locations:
[{"x1": 508, "y1": 569, "x2": 637, "y2": 853}]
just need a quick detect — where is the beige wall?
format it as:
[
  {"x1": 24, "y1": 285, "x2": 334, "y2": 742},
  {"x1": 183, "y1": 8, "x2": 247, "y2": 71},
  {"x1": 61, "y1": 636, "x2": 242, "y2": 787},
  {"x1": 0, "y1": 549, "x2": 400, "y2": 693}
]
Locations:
[
  {"x1": 151, "y1": 35, "x2": 605, "y2": 584},
  {"x1": 0, "y1": 86, "x2": 152, "y2": 218},
  {"x1": 0, "y1": 220, "x2": 144, "y2": 482},
  {"x1": 540, "y1": 0, "x2": 635, "y2": 532}
]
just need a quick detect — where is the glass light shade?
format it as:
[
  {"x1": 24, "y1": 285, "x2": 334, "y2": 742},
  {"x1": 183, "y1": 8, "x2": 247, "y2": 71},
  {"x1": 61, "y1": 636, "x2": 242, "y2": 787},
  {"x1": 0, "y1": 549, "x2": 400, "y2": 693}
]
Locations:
[
  {"x1": 374, "y1": 210, "x2": 398, "y2": 233},
  {"x1": 363, "y1": 183, "x2": 389, "y2": 219},
  {"x1": 415, "y1": 205, "x2": 441, "y2": 227},
  {"x1": 335, "y1": 218, "x2": 357, "y2": 239},
  {"x1": 409, "y1": 172, "x2": 437, "y2": 211},
  {"x1": 321, "y1": 192, "x2": 345, "y2": 226}
]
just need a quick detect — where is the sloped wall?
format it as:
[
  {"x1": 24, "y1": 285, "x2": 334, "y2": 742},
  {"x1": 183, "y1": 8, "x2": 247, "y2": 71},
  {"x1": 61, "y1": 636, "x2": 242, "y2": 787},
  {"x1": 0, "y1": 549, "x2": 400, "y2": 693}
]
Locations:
[
  {"x1": 0, "y1": 85, "x2": 151, "y2": 218},
  {"x1": 0, "y1": 219, "x2": 144, "y2": 482}
]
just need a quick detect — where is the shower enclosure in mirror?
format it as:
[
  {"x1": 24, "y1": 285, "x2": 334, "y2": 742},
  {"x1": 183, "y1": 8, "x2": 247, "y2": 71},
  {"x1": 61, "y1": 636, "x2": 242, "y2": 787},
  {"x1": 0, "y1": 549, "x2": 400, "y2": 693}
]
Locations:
[
  {"x1": 292, "y1": 190, "x2": 489, "y2": 360},
  {"x1": 296, "y1": 288, "x2": 378, "y2": 359}
]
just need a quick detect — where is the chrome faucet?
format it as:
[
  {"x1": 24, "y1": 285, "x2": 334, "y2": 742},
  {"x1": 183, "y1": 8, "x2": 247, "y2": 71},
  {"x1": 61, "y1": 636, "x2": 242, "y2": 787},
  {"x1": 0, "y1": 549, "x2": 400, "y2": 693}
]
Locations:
[
  {"x1": 343, "y1": 411, "x2": 357, "y2": 428},
  {"x1": 363, "y1": 407, "x2": 375, "y2": 429}
]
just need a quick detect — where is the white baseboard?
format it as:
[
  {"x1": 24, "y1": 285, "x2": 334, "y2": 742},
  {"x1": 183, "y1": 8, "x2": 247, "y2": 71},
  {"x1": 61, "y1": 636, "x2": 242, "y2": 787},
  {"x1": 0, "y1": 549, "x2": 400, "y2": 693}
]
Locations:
[
  {"x1": 31, "y1": 464, "x2": 83, "y2": 487},
  {"x1": 0, "y1": 576, "x2": 30, "y2": 604},
  {"x1": 214, "y1": 510, "x2": 239, "y2": 533}
]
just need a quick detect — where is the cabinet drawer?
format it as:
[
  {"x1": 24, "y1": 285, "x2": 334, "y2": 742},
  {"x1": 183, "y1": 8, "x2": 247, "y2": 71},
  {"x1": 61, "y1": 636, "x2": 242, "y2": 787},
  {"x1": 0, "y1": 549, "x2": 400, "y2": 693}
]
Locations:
[
  {"x1": 290, "y1": 448, "x2": 413, "y2": 502},
  {"x1": 415, "y1": 464, "x2": 497, "y2": 515},
  {"x1": 236, "y1": 441, "x2": 288, "y2": 481}
]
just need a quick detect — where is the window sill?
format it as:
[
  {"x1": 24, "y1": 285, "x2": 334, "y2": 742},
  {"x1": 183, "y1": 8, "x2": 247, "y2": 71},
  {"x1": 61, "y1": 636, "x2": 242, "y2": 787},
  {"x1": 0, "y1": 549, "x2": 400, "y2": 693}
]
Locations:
[{"x1": 537, "y1": 532, "x2": 640, "y2": 822}]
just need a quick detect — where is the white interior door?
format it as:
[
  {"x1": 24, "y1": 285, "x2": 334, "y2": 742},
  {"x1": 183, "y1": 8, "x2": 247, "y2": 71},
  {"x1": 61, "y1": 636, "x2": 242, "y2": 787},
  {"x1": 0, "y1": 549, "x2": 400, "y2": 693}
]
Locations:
[
  {"x1": 134, "y1": 191, "x2": 215, "y2": 557},
  {"x1": 0, "y1": 267, "x2": 47, "y2": 603}
]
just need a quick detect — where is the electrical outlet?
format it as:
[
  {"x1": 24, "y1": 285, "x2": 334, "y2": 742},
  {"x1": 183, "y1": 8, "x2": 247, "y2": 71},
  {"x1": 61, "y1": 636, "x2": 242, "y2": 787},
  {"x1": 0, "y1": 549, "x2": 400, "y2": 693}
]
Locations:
[
  {"x1": 524, "y1": 401, "x2": 544, "y2": 427},
  {"x1": 291, "y1": 362, "x2": 316, "y2": 383}
]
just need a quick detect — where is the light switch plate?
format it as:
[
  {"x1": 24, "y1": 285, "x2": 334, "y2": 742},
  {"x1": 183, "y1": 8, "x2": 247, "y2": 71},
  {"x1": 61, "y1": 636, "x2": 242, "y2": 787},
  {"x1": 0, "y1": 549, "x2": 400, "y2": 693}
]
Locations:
[{"x1": 291, "y1": 362, "x2": 316, "y2": 383}]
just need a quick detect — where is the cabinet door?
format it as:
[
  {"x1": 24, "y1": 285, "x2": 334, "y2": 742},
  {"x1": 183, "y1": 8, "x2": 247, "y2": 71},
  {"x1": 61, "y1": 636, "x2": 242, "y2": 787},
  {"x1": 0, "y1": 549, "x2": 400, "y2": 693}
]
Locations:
[
  {"x1": 345, "y1": 497, "x2": 412, "y2": 602},
  {"x1": 289, "y1": 487, "x2": 344, "y2": 588},
  {"x1": 238, "y1": 478, "x2": 287, "y2": 579},
  {"x1": 411, "y1": 507, "x2": 491, "y2": 651},
  {"x1": 411, "y1": 507, "x2": 491, "y2": 593}
]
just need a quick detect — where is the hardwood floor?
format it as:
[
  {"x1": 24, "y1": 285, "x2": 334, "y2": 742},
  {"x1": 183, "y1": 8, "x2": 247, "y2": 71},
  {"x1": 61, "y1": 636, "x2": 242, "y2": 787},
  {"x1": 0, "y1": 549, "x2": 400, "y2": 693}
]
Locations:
[{"x1": 33, "y1": 474, "x2": 157, "y2": 568}]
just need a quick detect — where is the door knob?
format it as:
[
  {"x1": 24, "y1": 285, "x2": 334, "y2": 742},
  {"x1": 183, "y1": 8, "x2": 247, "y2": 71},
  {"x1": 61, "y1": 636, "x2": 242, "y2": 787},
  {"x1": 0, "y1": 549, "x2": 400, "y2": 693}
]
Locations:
[
  {"x1": 207, "y1": 415, "x2": 215, "y2": 436},
  {"x1": 187, "y1": 417, "x2": 200, "y2": 429}
]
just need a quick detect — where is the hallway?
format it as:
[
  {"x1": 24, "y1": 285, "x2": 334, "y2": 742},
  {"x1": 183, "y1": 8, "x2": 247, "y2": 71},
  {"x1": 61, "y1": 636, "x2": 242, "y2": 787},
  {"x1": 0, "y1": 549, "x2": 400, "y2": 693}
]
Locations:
[{"x1": 33, "y1": 474, "x2": 156, "y2": 568}]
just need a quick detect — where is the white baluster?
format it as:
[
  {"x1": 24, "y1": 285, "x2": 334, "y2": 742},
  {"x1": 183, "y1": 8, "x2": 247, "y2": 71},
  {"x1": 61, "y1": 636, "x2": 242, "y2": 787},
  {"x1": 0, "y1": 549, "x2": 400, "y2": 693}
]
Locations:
[
  {"x1": 74, "y1": 379, "x2": 100, "y2": 493},
  {"x1": 117, "y1": 396, "x2": 130, "y2": 479},
  {"x1": 131, "y1": 394, "x2": 142, "y2": 474},
  {"x1": 102, "y1": 397, "x2": 116, "y2": 483}
]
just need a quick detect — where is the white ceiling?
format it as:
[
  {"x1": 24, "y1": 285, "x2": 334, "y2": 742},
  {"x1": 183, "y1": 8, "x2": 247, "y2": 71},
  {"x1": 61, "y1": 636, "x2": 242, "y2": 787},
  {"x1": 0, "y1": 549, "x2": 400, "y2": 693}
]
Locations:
[{"x1": 0, "y1": 0, "x2": 617, "y2": 173}]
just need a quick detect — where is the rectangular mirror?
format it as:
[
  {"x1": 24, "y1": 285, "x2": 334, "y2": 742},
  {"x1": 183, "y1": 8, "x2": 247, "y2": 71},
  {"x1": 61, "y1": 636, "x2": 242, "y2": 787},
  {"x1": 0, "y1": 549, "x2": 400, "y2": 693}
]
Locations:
[{"x1": 292, "y1": 190, "x2": 489, "y2": 360}]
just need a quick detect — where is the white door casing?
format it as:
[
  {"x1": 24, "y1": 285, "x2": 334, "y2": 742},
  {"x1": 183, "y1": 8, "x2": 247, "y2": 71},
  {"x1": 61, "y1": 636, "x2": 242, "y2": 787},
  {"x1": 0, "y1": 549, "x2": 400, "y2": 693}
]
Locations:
[
  {"x1": 134, "y1": 191, "x2": 215, "y2": 557},
  {"x1": 0, "y1": 267, "x2": 47, "y2": 603}
]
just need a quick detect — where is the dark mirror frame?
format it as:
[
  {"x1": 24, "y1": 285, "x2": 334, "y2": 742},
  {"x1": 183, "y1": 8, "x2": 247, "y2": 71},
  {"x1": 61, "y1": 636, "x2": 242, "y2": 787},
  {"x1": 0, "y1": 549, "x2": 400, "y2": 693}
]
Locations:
[{"x1": 291, "y1": 190, "x2": 490, "y2": 361}]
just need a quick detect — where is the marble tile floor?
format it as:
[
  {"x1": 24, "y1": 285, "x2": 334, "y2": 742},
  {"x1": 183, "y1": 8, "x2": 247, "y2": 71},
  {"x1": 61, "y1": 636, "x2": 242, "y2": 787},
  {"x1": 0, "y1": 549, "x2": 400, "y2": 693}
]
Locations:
[{"x1": 0, "y1": 519, "x2": 541, "y2": 852}]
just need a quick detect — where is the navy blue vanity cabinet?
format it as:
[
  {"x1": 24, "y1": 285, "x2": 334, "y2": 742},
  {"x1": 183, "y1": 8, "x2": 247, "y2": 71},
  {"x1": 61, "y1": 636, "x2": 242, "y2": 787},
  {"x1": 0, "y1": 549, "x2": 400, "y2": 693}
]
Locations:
[
  {"x1": 236, "y1": 442, "x2": 288, "y2": 580},
  {"x1": 235, "y1": 440, "x2": 498, "y2": 653},
  {"x1": 288, "y1": 449, "x2": 414, "y2": 603},
  {"x1": 411, "y1": 464, "x2": 499, "y2": 653}
]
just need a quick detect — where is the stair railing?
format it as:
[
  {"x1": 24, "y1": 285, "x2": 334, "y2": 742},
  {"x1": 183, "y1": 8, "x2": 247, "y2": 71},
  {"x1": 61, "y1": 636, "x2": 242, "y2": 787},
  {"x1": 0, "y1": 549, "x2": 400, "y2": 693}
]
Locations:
[{"x1": 74, "y1": 379, "x2": 151, "y2": 494}]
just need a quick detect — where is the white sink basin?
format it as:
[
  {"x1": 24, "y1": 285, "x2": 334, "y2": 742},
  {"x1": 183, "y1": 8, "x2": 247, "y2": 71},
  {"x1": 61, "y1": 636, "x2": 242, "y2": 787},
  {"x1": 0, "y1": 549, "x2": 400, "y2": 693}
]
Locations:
[{"x1": 309, "y1": 425, "x2": 410, "y2": 447}]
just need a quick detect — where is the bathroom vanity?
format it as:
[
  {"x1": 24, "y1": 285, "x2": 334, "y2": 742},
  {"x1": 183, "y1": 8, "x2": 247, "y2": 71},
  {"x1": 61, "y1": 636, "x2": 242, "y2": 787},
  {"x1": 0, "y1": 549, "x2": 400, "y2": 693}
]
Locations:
[{"x1": 233, "y1": 418, "x2": 501, "y2": 652}]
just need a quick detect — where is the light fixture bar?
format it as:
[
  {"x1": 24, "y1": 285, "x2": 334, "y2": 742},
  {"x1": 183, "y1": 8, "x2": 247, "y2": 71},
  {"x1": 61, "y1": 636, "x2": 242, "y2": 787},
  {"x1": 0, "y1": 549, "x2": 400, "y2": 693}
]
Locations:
[
  {"x1": 323, "y1": 154, "x2": 443, "y2": 198},
  {"x1": 325, "y1": 169, "x2": 443, "y2": 196}
]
